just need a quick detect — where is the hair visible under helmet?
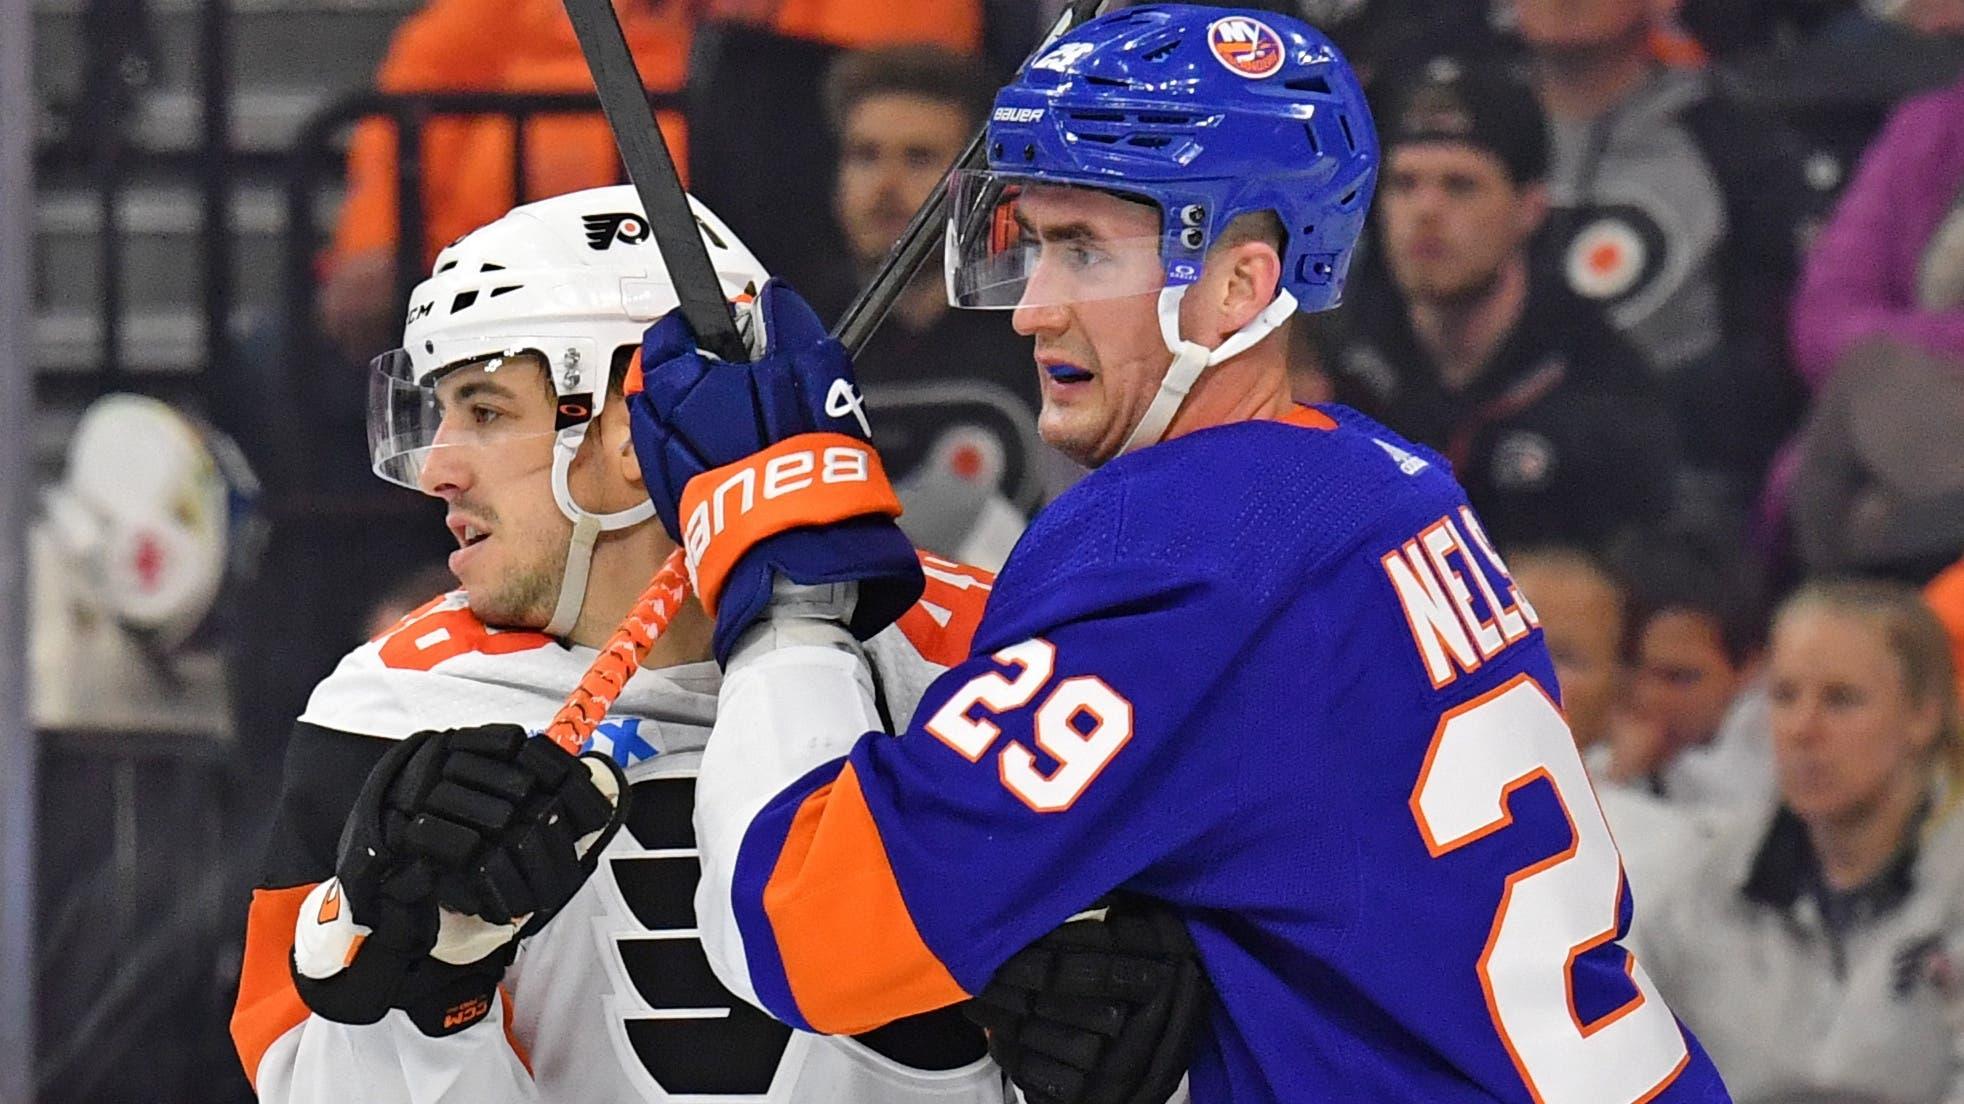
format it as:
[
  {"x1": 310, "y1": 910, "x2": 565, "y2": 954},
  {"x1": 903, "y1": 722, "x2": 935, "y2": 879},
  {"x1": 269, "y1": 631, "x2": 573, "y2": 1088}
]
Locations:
[
  {"x1": 944, "y1": 3, "x2": 1379, "y2": 455},
  {"x1": 367, "y1": 185, "x2": 770, "y2": 636}
]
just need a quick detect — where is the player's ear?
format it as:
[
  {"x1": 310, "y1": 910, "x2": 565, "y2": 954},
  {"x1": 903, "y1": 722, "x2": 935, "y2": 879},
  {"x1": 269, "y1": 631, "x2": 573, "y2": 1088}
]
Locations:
[
  {"x1": 1218, "y1": 239, "x2": 1282, "y2": 337},
  {"x1": 593, "y1": 393, "x2": 645, "y2": 489}
]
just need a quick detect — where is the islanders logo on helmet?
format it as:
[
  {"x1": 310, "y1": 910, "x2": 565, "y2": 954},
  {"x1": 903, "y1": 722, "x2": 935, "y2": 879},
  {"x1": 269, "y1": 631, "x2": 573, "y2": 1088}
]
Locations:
[{"x1": 1207, "y1": 15, "x2": 1285, "y2": 79}]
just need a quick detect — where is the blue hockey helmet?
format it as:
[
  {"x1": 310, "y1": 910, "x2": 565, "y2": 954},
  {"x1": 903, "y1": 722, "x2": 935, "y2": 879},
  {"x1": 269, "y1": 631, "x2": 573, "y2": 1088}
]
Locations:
[
  {"x1": 944, "y1": 4, "x2": 1377, "y2": 454},
  {"x1": 946, "y1": 3, "x2": 1378, "y2": 316}
]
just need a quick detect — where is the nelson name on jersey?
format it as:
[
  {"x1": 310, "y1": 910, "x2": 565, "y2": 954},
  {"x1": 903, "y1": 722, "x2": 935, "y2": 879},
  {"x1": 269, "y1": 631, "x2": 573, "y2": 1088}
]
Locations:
[{"x1": 1380, "y1": 504, "x2": 1541, "y2": 690}]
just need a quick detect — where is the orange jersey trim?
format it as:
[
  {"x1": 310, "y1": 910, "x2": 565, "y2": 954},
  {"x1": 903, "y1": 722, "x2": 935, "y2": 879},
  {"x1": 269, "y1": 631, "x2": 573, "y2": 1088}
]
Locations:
[
  {"x1": 232, "y1": 885, "x2": 318, "y2": 1088},
  {"x1": 895, "y1": 553, "x2": 995, "y2": 667},
  {"x1": 1279, "y1": 404, "x2": 1338, "y2": 431},
  {"x1": 679, "y1": 433, "x2": 902, "y2": 616},
  {"x1": 763, "y1": 762, "x2": 967, "y2": 1034}
]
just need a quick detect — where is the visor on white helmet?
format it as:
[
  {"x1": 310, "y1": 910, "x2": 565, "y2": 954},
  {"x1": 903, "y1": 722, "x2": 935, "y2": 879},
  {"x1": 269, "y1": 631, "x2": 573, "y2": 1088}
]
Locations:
[
  {"x1": 945, "y1": 170, "x2": 1201, "y2": 310},
  {"x1": 368, "y1": 339, "x2": 604, "y2": 489}
]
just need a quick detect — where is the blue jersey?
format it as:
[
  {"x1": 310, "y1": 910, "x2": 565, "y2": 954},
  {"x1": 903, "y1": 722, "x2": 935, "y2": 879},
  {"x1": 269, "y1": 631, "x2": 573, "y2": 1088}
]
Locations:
[{"x1": 698, "y1": 405, "x2": 1731, "y2": 1103}]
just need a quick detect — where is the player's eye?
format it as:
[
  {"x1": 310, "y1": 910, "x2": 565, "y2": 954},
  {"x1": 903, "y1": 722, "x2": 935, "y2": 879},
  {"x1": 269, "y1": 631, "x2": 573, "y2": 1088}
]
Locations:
[
  {"x1": 470, "y1": 404, "x2": 504, "y2": 427},
  {"x1": 1063, "y1": 243, "x2": 1107, "y2": 270}
]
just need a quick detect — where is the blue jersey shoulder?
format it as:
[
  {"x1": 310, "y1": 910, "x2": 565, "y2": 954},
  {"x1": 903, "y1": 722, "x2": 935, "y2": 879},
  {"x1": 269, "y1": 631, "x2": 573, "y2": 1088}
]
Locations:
[{"x1": 998, "y1": 405, "x2": 1467, "y2": 612}]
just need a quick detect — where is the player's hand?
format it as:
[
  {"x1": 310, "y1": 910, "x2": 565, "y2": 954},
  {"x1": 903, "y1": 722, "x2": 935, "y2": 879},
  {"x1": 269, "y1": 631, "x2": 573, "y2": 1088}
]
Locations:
[
  {"x1": 966, "y1": 896, "x2": 1211, "y2": 1104},
  {"x1": 625, "y1": 279, "x2": 924, "y2": 665},
  {"x1": 290, "y1": 725, "x2": 628, "y2": 1036}
]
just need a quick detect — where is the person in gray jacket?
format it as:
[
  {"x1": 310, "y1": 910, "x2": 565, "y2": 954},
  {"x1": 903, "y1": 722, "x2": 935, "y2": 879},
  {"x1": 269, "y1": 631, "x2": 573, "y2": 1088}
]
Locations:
[{"x1": 1637, "y1": 578, "x2": 1964, "y2": 1104}]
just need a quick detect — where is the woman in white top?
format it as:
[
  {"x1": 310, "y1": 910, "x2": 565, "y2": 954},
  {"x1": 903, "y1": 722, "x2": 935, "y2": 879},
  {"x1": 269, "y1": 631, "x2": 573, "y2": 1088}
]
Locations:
[{"x1": 1640, "y1": 578, "x2": 1964, "y2": 1104}]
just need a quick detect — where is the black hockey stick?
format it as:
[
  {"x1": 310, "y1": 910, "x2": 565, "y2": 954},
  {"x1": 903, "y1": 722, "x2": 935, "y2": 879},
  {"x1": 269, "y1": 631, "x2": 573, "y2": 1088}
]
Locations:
[
  {"x1": 561, "y1": 0, "x2": 748, "y2": 362},
  {"x1": 546, "y1": 0, "x2": 1110, "y2": 749},
  {"x1": 832, "y1": 0, "x2": 1106, "y2": 354}
]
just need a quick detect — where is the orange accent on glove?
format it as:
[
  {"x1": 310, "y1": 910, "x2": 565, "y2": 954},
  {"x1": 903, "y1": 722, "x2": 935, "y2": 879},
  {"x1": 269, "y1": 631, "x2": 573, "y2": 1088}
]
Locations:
[{"x1": 678, "y1": 433, "x2": 902, "y2": 617}]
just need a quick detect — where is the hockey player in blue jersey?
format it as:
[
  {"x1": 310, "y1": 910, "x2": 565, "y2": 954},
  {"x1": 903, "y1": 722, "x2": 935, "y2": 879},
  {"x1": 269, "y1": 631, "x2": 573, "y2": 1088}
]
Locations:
[{"x1": 620, "y1": 7, "x2": 1734, "y2": 1102}]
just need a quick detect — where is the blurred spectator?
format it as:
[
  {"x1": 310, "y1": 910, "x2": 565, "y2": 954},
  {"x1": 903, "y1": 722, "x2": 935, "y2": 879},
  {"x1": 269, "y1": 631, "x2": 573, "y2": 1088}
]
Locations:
[
  {"x1": 1781, "y1": 77, "x2": 1964, "y2": 579},
  {"x1": 1607, "y1": 526, "x2": 1777, "y2": 809},
  {"x1": 321, "y1": 0, "x2": 985, "y2": 362},
  {"x1": 804, "y1": 45, "x2": 1054, "y2": 566},
  {"x1": 1639, "y1": 578, "x2": 1964, "y2": 1104},
  {"x1": 1787, "y1": 339, "x2": 1964, "y2": 581},
  {"x1": 1297, "y1": 0, "x2": 1511, "y2": 83},
  {"x1": 1509, "y1": 545, "x2": 1708, "y2": 902},
  {"x1": 1516, "y1": 0, "x2": 1817, "y2": 511},
  {"x1": 1790, "y1": 73, "x2": 1964, "y2": 388},
  {"x1": 318, "y1": 0, "x2": 697, "y2": 361},
  {"x1": 1319, "y1": 56, "x2": 1678, "y2": 553}
]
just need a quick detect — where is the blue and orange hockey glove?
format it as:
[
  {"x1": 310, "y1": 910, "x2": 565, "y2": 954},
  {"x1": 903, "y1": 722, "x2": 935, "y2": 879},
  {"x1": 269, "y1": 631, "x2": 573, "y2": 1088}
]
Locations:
[{"x1": 625, "y1": 279, "x2": 924, "y2": 665}]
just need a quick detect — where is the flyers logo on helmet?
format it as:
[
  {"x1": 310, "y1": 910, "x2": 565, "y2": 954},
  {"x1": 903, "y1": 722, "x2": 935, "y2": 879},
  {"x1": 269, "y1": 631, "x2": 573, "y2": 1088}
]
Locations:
[
  {"x1": 582, "y1": 212, "x2": 652, "y2": 251},
  {"x1": 1207, "y1": 17, "x2": 1285, "y2": 79}
]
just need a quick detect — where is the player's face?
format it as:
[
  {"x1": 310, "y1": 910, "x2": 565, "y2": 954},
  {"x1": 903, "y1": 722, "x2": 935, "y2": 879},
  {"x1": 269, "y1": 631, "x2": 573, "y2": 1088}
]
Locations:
[
  {"x1": 1008, "y1": 185, "x2": 1173, "y2": 467},
  {"x1": 1631, "y1": 608, "x2": 1752, "y2": 752},
  {"x1": 414, "y1": 355, "x2": 570, "y2": 628},
  {"x1": 835, "y1": 94, "x2": 972, "y2": 271},
  {"x1": 1767, "y1": 606, "x2": 1940, "y2": 829},
  {"x1": 1380, "y1": 144, "x2": 1541, "y2": 306},
  {"x1": 1511, "y1": 0, "x2": 1664, "y2": 51},
  {"x1": 1511, "y1": 556, "x2": 1625, "y2": 750}
]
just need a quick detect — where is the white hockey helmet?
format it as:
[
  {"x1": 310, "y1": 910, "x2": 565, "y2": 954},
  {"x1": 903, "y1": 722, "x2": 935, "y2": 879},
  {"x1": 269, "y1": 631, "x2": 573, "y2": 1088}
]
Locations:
[
  {"x1": 367, "y1": 184, "x2": 769, "y2": 636},
  {"x1": 46, "y1": 394, "x2": 264, "y2": 651}
]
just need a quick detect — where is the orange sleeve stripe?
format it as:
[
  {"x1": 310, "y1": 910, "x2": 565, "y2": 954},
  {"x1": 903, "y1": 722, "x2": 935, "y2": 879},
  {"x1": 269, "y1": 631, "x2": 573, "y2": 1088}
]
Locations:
[
  {"x1": 679, "y1": 434, "x2": 903, "y2": 617},
  {"x1": 763, "y1": 762, "x2": 967, "y2": 1034},
  {"x1": 231, "y1": 885, "x2": 317, "y2": 1088}
]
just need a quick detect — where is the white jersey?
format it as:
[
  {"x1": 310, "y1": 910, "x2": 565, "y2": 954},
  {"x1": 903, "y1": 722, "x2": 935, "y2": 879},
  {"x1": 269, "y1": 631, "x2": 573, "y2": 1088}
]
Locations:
[{"x1": 234, "y1": 581, "x2": 1007, "y2": 1104}]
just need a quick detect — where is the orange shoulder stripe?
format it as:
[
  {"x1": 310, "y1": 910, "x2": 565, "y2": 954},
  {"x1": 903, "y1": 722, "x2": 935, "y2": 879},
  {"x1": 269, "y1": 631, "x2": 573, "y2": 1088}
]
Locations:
[
  {"x1": 231, "y1": 885, "x2": 317, "y2": 1088},
  {"x1": 763, "y1": 762, "x2": 967, "y2": 1034},
  {"x1": 895, "y1": 553, "x2": 995, "y2": 667}
]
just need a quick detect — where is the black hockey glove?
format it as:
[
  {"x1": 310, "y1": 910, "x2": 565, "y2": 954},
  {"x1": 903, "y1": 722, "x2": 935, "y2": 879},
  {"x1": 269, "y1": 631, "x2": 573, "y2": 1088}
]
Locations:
[
  {"x1": 966, "y1": 896, "x2": 1210, "y2": 1104},
  {"x1": 291, "y1": 725, "x2": 628, "y2": 1036}
]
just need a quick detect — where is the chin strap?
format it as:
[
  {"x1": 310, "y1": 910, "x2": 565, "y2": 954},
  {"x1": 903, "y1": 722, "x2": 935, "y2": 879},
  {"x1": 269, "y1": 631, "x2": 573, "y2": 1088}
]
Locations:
[
  {"x1": 1118, "y1": 286, "x2": 1300, "y2": 457},
  {"x1": 544, "y1": 427, "x2": 657, "y2": 639}
]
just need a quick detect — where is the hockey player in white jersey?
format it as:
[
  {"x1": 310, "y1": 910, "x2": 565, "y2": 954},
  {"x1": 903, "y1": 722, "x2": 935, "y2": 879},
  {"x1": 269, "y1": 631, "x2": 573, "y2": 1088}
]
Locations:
[{"x1": 229, "y1": 186, "x2": 1199, "y2": 1104}]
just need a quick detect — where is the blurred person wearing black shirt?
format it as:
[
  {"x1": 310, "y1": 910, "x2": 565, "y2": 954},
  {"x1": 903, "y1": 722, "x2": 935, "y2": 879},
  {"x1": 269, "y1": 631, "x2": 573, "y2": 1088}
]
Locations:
[
  {"x1": 1514, "y1": 0, "x2": 1818, "y2": 513},
  {"x1": 805, "y1": 45, "x2": 1058, "y2": 563},
  {"x1": 1319, "y1": 57, "x2": 1679, "y2": 553}
]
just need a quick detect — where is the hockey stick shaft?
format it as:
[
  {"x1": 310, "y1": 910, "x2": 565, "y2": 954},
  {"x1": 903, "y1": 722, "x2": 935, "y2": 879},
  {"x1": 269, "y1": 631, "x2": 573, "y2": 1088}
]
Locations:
[
  {"x1": 542, "y1": 546, "x2": 691, "y2": 753},
  {"x1": 544, "y1": 1, "x2": 1108, "y2": 752},
  {"x1": 561, "y1": 0, "x2": 747, "y2": 363},
  {"x1": 832, "y1": 0, "x2": 1105, "y2": 355}
]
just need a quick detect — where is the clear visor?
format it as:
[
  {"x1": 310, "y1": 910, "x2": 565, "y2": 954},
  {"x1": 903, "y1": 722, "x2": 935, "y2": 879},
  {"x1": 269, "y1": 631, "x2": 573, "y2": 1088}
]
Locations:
[
  {"x1": 368, "y1": 346, "x2": 567, "y2": 489},
  {"x1": 945, "y1": 170, "x2": 1172, "y2": 310}
]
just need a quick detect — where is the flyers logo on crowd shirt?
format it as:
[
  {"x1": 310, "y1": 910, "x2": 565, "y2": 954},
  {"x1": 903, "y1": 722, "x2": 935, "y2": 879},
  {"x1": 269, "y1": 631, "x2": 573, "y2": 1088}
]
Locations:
[{"x1": 1208, "y1": 17, "x2": 1285, "y2": 79}]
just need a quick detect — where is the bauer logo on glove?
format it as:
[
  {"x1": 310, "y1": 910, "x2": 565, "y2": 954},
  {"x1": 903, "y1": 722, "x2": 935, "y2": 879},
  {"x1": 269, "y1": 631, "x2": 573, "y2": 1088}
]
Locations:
[{"x1": 626, "y1": 279, "x2": 925, "y2": 665}]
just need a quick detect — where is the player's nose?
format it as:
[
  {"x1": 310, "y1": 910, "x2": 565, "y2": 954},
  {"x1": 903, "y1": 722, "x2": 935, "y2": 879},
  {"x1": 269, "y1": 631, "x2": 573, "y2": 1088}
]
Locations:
[
  {"x1": 1012, "y1": 298, "x2": 1069, "y2": 339},
  {"x1": 415, "y1": 439, "x2": 471, "y2": 500}
]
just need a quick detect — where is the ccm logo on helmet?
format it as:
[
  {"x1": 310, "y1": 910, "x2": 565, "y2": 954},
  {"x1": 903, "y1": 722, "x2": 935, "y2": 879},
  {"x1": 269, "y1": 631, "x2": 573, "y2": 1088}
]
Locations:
[
  {"x1": 582, "y1": 212, "x2": 652, "y2": 251},
  {"x1": 1208, "y1": 17, "x2": 1285, "y2": 79},
  {"x1": 684, "y1": 446, "x2": 873, "y2": 567}
]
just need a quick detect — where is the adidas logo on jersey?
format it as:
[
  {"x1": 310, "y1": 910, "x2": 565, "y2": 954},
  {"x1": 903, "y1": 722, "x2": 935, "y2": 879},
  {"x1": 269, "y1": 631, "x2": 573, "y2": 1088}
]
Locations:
[{"x1": 1375, "y1": 438, "x2": 1429, "y2": 476}]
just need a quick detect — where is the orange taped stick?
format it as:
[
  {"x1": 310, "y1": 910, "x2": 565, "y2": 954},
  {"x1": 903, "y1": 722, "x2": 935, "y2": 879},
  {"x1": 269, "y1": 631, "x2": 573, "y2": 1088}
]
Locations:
[{"x1": 541, "y1": 547, "x2": 694, "y2": 754}]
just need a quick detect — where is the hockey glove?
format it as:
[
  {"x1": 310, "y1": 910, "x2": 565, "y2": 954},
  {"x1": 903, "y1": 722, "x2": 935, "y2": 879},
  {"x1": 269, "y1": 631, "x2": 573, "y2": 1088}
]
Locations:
[
  {"x1": 291, "y1": 725, "x2": 628, "y2": 1036},
  {"x1": 625, "y1": 279, "x2": 923, "y2": 665},
  {"x1": 966, "y1": 896, "x2": 1211, "y2": 1104}
]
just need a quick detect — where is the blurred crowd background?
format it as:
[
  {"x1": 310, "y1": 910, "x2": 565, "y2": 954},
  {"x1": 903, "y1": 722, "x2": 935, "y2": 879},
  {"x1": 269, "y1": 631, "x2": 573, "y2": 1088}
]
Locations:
[{"x1": 17, "y1": 0, "x2": 1964, "y2": 1099}]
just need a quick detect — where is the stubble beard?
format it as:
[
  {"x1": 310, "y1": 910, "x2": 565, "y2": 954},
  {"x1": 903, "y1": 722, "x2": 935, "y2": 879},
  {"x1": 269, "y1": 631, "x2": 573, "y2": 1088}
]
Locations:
[{"x1": 465, "y1": 537, "x2": 568, "y2": 632}]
